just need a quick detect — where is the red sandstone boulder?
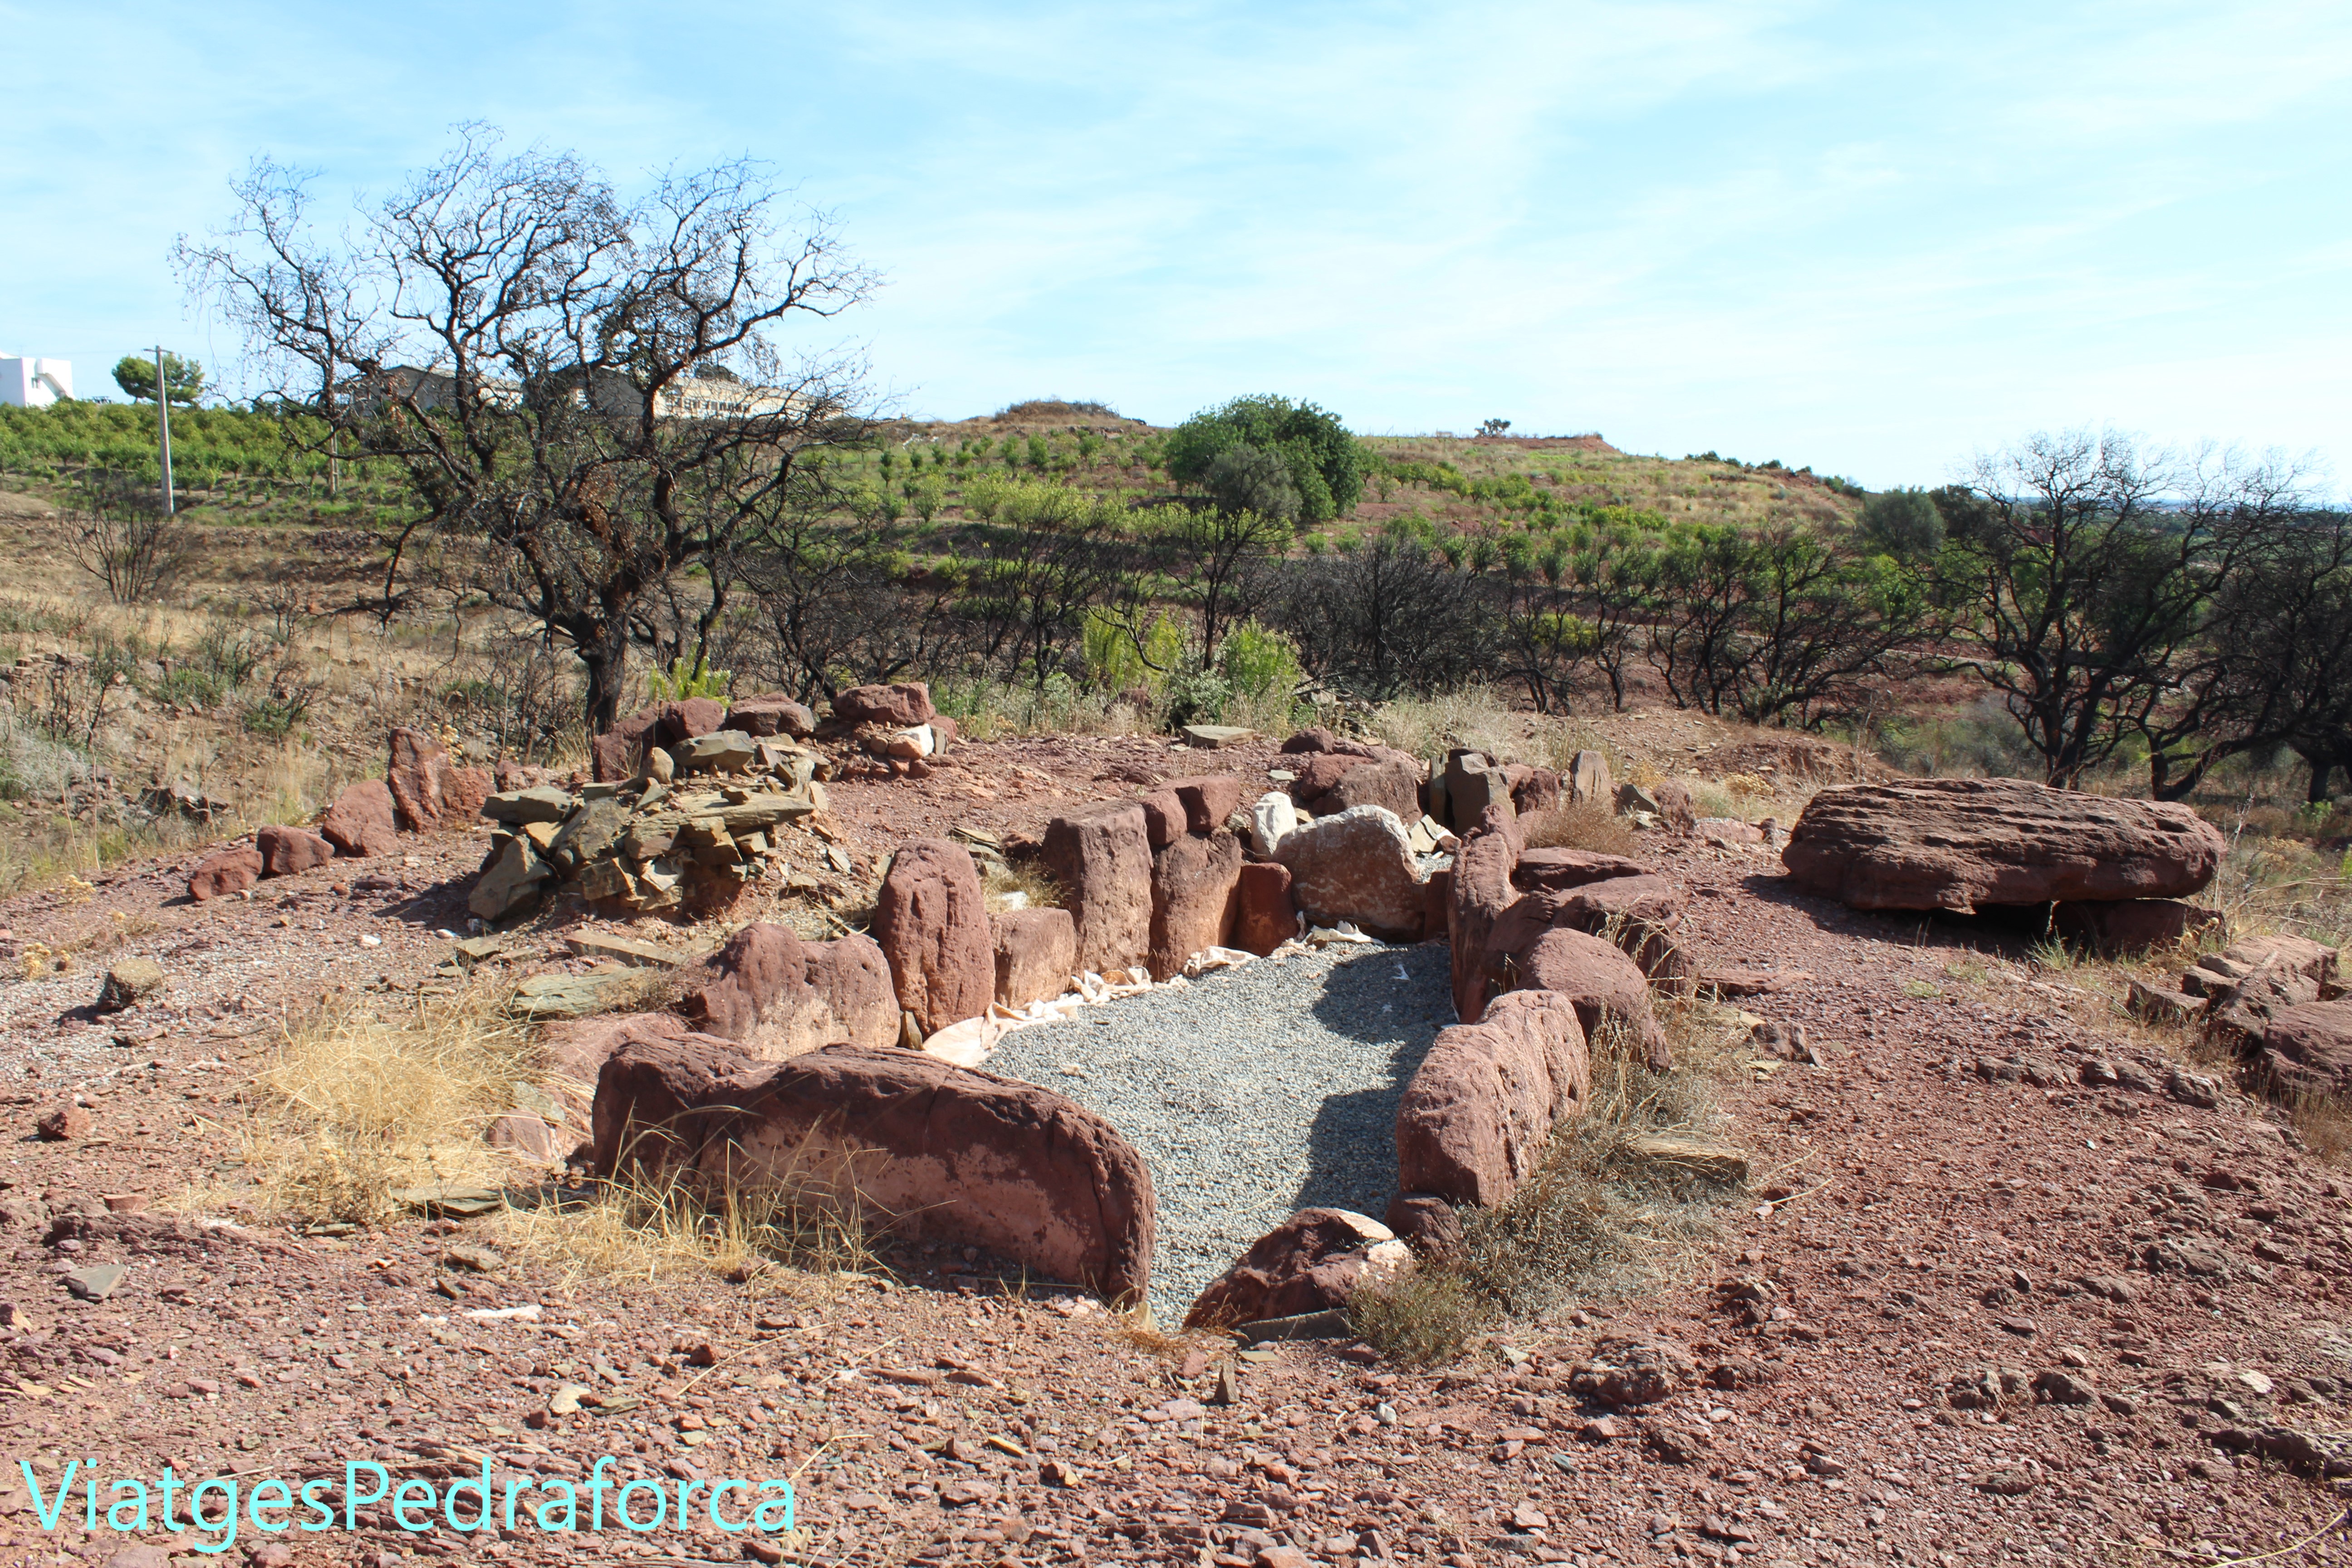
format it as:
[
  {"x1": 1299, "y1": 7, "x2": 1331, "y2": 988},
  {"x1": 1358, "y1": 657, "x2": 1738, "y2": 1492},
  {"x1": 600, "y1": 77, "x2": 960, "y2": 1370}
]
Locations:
[
  {"x1": 655, "y1": 698, "x2": 730, "y2": 745},
  {"x1": 1235, "y1": 863, "x2": 1299, "y2": 956},
  {"x1": 1550, "y1": 872, "x2": 1689, "y2": 933},
  {"x1": 1287, "y1": 752, "x2": 1369, "y2": 805},
  {"x1": 1272, "y1": 805, "x2": 1428, "y2": 941},
  {"x1": 1281, "y1": 728, "x2": 1374, "y2": 758},
  {"x1": 1396, "y1": 989, "x2": 1592, "y2": 1207},
  {"x1": 1512, "y1": 849, "x2": 1652, "y2": 892},
  {"x1": 992, "y1": 906, "x2": 1078, "y2": 1009},
  {"x1": 726, "y1": 693, "x2": 818, "y2": 738},
  {"x1": 255, "y1": 823, "x2": 335, "y2": 877},
  {"x1": 874, "y1": 840, "x2": 995, "y2": 1037},
  {"x1": 1648, "y1": 779, "x2": 1698, "y2": 833},
  {"x1": 1782, "y1": 779, "x2": 2229, "y2": 913},
  {"x1": 592, "y1": 1038, "x2": 1155, "y2": 1302},
  {"x1": 187, "y1": 846, "x2": 265, "y2": 902},
  {"x1": 385, "y1": 727, "x2": 453, "y2": 831},
  {"x1": 1184, "y1": 1209, "x2": 1409, "y2": 1329},
  {"x1": 802, "y1": 933, "x2": 902, "y2": 1050},
  {"x1": 1043, "y1": 802, "x2": 1154, "y2": 976},
  {"x1": 590, "y1": 710, "x2": 663, "y2": 784},
  {"x1": 1512, "y1": 927, "x2": 1672, "y2": 1073},
  {"x1": 1171, "y1": 775, "x2": 1247, "y2": 834},
  {"x1": 540, "y1": 1010, "x2": 701, "y2": 1085},
  {"x1": 319, "y1": 780, "x2": 398, "y2": 858},
  {"x1": 833, "y1": 682, "x2": 934, "y2": 727},
  {"x1": 673, "y1": 922, "x2": 903, "y2": 1058},
  {"x1": 1148, "y1": 829, "x2": 1243, "y2": 980},
  {"x1": 2259, "y1": 1000, "x2": 2352, "y2": 1099},
  {"x1": 1510, "y1": 768, "x2": 1561, "y2": 817},
  {"x1": 1324, "y1": 756, "x2": 1425, "y2": 824},
  {"x1": 1385, "y1": 1192, "x2": 1464, "y2": 1257},
  {"x1": 1139, "y1": 776, "x2": 1245, "y2": 848}
]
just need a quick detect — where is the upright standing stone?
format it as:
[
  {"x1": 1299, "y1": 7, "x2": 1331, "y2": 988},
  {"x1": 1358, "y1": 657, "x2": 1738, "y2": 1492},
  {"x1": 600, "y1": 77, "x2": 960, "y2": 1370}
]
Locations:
[
  {"x1": 1235, "y1": 863, "x2": 1300, "y2": 956},
  {"x1": 872, "y1": 840, "x2": 995, "y2": 1038},
  {"x1": 1148, "y1": 829, "x2": 1244, "y2": 980},
  {"x1": 992, "y1": 907, "x2": 1079, "y2": 1009},
  {"x1": 1568, "y1": 751, "x2": 1613, "y2": 808},
  {"x1": 1042, "y1": 802, "x2": 1155, "y2": 977}
]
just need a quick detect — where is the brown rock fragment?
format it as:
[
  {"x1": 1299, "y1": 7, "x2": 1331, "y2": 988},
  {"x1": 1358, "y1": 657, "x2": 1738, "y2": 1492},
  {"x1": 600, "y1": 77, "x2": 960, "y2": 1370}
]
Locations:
[{"x1": 319, "y1": 780, "x2": 399, "y2": 858}]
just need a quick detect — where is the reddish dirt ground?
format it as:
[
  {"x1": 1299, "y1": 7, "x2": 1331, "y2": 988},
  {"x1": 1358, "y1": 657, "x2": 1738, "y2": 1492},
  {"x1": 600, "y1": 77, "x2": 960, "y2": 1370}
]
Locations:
[{"x1": 0, "y1": 733, "x2": 2345, "y2": 1568}]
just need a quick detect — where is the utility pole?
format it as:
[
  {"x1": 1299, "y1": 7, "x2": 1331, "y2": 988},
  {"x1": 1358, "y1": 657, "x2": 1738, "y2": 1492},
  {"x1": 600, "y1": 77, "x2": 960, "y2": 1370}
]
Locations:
[{"x1": 154, "y1": 345, "x2": 175, "y2": 515}]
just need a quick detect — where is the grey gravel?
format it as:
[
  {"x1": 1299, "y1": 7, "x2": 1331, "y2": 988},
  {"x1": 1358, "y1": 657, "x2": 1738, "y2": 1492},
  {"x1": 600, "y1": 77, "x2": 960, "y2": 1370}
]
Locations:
[{"x1": 986, "y1": 940, "x2": 1455, "y2": 1322}]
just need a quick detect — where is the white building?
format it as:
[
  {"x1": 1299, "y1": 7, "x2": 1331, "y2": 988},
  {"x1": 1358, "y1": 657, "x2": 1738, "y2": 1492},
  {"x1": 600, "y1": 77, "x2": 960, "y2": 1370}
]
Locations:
[{"x1": 0, "y1": 357, "x2": 72, "y2": 408}]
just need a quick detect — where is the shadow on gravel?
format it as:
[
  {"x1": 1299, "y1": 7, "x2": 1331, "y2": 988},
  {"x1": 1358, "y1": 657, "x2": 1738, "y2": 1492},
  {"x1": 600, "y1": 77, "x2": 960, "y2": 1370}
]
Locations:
[{"x1": 1295, "y1": 943, "x2": 1453, "y2": 1212}]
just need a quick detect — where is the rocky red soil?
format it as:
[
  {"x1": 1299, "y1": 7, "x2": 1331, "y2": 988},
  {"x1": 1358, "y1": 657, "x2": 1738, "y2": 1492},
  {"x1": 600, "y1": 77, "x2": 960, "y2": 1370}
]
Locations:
[{"x1": 0, "y1": 732, "x2": 2345, "y2": 1568}]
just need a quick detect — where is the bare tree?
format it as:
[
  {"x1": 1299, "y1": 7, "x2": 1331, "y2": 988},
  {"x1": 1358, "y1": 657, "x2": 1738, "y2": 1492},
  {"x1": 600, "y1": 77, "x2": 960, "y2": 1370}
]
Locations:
[
  {"x1": 178, "y1": 126, "x2": 878, "y2": 730},
  {"x1": 1937, "y1": 431, "x2": 2264, "y2": 788},
  {"x1": 65, "y1": 468, "x2": 200, "y2": 603}
]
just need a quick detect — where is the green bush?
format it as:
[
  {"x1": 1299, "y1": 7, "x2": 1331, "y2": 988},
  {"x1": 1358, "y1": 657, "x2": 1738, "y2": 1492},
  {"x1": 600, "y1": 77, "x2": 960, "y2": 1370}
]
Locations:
[
  {"x1": 647, "y1": 653, "x2": 732, "y2": 702},
  {"x1": 1217, "y1": 619, "x2": 1303, "y2": 700},
  {"x1": 1165, "y1": 396, "x2": 1364, "y2": 525}
]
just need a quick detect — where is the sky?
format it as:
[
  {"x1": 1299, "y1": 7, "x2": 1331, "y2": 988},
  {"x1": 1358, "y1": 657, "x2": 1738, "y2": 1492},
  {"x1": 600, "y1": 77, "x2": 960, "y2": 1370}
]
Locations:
[{"x1": 3, "y1": 1, "x2": 2347, "y2": 488}]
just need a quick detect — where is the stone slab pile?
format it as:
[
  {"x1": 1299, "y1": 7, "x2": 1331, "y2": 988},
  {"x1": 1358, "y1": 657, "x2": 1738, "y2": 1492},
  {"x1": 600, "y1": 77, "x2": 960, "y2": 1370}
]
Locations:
[
  {"x1": 471, "y1": 734, "x2": 825, "y2": 921},
  {"x1": 2121, "y1": 933, "x2": 2350, "y2": 1098}
]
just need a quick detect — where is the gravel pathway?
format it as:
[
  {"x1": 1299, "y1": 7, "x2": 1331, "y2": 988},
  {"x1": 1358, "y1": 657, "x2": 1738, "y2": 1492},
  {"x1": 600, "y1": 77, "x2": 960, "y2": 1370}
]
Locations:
[{"x1": 986, "y1": 941, "x2": 1456, "y2": 1322}]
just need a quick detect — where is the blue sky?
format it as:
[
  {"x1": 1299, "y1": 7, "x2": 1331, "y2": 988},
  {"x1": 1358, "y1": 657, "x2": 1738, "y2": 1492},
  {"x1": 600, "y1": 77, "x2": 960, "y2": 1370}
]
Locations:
[{"x1": 3, "y1": 1, "x2": 2347, "y2": 487}]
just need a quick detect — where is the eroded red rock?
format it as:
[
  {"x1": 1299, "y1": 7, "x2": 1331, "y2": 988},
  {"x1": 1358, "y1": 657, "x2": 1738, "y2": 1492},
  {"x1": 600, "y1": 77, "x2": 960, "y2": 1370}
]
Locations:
[
  {"x1": 1148, "y1": 828, "x2": 1242, "y2": 980},
  {"x1": 673, "y1": 922, "x2": 902, "y2": 1058},
  {"x1": 385, "y1": 727, "x2": 453, "y2": 831},
  {"x1": 187, "y1": 846, "x2": 264, "y2": 902},
  {"x1": 1235, "y1": 862, "x2": 1299, "y2": 957},
  {"x1": 833, "y1": 682, "x2": 934, "y2": 727},
  {"x1": 1783, "y1": 779, "x2": 2229, "y2": 912},
  {"x1": 255, "y1": 824, "x2": 334, "y2": 877},
  {"x1": 1511, "y1": 927, "x2": 1673, "y2": 1073},
  {"x1": 1396, "y1": 989, "x2": 1591, "y2": 1207},
  {"x1": 993, "y1": 906, "x2": 1078, "y2": 1009},
  {"x1": 1043, "y1": 801, "x2": 1154, "y2": 976},
  {"x1": 1184, "y1": 1208, "x2": 1406, "y2": 1328},
  {"x1": 593, "y1": 1038, "x2": 1155, "y2": 1302},
  {"x1": 726, "y1": 693, "x2": 818, "y2": 738}
]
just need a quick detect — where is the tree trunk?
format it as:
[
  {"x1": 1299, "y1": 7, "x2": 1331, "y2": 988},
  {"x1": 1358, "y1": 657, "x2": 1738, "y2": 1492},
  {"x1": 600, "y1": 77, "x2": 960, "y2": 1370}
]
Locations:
[{"x1": 578, "y1": 632, "x2": 629, "y2": 735}]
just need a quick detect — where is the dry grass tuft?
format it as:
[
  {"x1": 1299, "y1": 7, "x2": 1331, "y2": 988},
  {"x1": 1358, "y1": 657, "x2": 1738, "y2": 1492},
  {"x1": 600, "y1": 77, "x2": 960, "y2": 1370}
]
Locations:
[
  {"x1": 2287, "y1": 1092, "x2": 2352, "y2": 1167},
  {"x1": 1350, "y1": 1000, "x2": 1747, "y2": 1364},
  {"x1": 496, "y1": 1154, "x2": 876, "y2": 1289},
  {"x1": 1519, "y1": 802, "x2": 1640, "y2": 857},
  {"x1": 984, "y1": 859, "x2": 1066, "y2": 911},
  {"x1": 224, "y1": 986, "x2": 537, "y2": 1227}
]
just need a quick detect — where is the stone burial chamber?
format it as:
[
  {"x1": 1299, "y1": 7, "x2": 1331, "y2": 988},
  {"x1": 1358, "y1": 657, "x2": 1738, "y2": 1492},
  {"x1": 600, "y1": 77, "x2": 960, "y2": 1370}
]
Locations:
[{"x1": 564, "y1": 721, "x2": 1691, "y2": 1325}]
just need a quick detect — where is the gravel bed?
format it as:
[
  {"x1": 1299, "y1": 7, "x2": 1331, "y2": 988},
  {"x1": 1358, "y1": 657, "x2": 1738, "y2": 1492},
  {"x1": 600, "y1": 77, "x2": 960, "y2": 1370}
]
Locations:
[{"x1": 986, "y1": 940, "x2": 1456, "y2": 1322}]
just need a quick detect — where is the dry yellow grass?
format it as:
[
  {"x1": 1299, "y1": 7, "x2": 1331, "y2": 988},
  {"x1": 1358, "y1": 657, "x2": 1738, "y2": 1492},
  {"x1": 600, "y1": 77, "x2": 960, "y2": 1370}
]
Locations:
[
  {"x1": 211, "y1": 985, "x2": 537, "y2": 1227},
  {"x1": 982, "y1": 858, "x2": 1065, "y2": 911},
  {"x1": 495, "y1": 1157, "x2": 875, "y2": 1291},
  {"x1": 1519, "y1": 802, "x2": 1640, "y2": 857}
]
